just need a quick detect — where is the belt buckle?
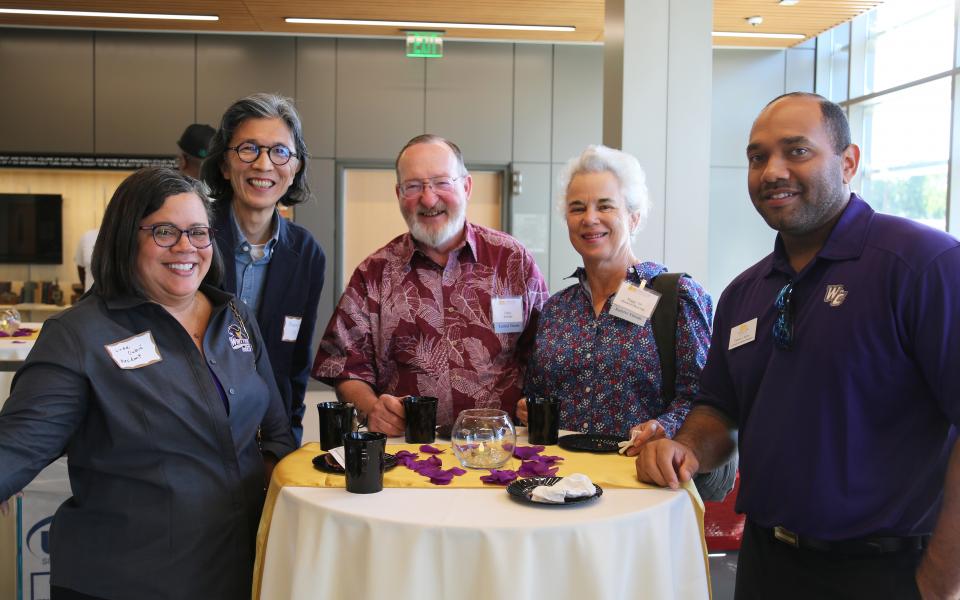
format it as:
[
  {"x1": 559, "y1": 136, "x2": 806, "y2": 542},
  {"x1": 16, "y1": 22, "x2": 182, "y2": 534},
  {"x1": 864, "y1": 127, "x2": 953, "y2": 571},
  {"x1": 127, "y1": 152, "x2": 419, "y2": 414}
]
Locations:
[{"x1": 774, "y1": 526, "x2": 800, "y2": 548}]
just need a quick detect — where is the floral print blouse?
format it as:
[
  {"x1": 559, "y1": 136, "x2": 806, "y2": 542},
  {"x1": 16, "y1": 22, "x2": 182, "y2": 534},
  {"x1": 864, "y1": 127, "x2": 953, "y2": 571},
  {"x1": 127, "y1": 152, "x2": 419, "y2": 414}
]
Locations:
[{"x1": 525, "y1": 261, "x2": 713, "y2": 438}]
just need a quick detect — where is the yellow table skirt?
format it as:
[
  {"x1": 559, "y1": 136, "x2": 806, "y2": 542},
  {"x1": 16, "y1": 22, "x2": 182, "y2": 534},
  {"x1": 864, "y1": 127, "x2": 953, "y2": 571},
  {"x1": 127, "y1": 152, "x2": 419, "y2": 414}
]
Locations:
[{"x1": 253, "y1": 442, "x2": 707, "y2": 599}]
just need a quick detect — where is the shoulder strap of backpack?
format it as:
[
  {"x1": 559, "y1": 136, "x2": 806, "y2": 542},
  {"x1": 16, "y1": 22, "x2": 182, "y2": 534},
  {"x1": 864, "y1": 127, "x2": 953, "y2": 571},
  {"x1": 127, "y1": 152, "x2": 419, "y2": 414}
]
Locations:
[{"x1": 649, "y1": 272, "x2": 683, "y2": 402}]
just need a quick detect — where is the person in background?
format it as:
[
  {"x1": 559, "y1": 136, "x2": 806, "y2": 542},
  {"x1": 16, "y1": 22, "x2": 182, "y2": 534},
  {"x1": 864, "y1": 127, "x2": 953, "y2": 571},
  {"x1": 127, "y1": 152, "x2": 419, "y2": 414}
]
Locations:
[
  {"x1": 73, "y1": 228, "x2": 98, "y2": 294},
  {"x1": 519, "y1": 145, "x2": 713, "y2": 452},
  {"x1": 312, "y1": 134, "x2": 548, "y2": 435},
  {"x1": 201, "y1": 93, "x2": 325, "y2": 445},
  {"x1": 636, "y1": 92, "x2": 960, "y2": 599},
  {"x1": 0, "y1": 167, "x2": 295, "y2": 599},
  {"x1": 176, "y1": 123, "x2": 215, "y2": 179}
]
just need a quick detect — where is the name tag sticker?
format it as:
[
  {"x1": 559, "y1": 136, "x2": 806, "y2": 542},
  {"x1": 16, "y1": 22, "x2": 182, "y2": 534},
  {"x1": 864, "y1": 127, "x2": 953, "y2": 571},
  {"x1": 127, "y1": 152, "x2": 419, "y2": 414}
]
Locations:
[
  {"x1": 105, "y1": 331, "x2": 162, "y2": 369},
  {"x1": 609, "y1": 280, "x2": 660, "y2": 326},
  {"x1": 729, "y1": 318, "x2": 758, "y2": 350},
  {"x1": 492, "y1": 296, "x2": 524, "y2": 333},
  {"x1": 282, "y1": 316, "x2": 302, "y2": 342}
]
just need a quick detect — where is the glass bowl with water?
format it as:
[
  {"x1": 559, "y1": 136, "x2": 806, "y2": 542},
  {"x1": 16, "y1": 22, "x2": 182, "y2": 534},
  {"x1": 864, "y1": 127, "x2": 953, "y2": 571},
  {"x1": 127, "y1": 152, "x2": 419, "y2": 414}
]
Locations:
[{"x1": 451, "y1": 408, "x2": 516, "y2": 469}]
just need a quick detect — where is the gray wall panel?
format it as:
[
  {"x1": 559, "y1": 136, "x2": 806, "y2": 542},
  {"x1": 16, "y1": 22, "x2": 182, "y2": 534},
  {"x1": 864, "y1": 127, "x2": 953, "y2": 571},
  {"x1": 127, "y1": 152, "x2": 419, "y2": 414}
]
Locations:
[
  {"x1": 548, "y1": 162, "x2": 583, "y2": 293},
  {"x1": 508, "y1": 162, "x2": 551, "y2": 279},
  {"x1": 196, "y1": 36, "x2": 296, "y2": 127},
  {"x1": 336, "y1": 39, "x2": 424, "y2": 160},
  {"x1": 297, "y1": 157, "x2": 337, "y2": 389},
  {"x1": 711, "y1": 50, "x2": 785, "y2": 169},
  {"x1": 785, "y1": 47, "x2": 816, "y2": 93},
  {"x1": 552, "y1": 45, "x2": 603, "y2": 163},
  {"x1": 296, "y1": 38, "x2": 336, "y2": 159},
  {"x1": 94, "y1": 32, "x2": 195, "y2": 155},
  {"x1": 425, "y1": 42, "x2": 514, "y2": 164},
  {"x1": 513, "y1": 45, "x2": 553, "y2": 163},
  {"x1": 0, "y1": 30, "x2": 93, "y2": 153},
  {"x1": 708, "y1": 167, "x2": 774, "y2": 296}
]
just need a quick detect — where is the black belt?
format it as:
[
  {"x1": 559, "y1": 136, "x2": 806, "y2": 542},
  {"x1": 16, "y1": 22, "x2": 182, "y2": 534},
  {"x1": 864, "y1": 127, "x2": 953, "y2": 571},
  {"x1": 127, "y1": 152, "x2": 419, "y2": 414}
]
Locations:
[{"x1": 769, "y1": 525, "x2": 929, "y2": 556}]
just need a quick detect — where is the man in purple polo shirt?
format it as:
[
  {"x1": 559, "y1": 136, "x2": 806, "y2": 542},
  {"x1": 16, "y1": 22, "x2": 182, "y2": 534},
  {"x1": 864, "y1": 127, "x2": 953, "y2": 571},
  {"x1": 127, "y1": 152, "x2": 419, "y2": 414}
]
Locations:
[
  {"x1": 636, "y1": 92, "x2": 960, "y2": 599},
  {"x1": 313, "y1": 134, "x2": 548, "y2": 435}
]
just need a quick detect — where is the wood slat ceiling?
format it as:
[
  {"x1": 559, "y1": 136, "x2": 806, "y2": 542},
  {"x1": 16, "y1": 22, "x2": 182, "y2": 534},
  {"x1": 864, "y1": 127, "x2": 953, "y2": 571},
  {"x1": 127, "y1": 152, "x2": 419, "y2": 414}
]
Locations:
[{"x1": 0, "y1": 0, "x2": 882, "y2": 48}]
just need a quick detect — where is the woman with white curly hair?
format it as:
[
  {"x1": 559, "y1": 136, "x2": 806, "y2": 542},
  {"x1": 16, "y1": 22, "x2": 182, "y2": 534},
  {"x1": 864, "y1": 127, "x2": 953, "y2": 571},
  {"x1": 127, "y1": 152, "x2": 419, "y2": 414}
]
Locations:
[{"x1": 519, "y1": 144, "x2": 714, "y2": 457}]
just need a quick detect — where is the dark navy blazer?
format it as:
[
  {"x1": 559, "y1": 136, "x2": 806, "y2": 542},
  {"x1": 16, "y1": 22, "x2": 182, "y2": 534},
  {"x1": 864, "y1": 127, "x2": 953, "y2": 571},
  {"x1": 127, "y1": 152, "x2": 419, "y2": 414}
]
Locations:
[{"x1": 212, "y1": 201, "x2": 326, "y2": 444}]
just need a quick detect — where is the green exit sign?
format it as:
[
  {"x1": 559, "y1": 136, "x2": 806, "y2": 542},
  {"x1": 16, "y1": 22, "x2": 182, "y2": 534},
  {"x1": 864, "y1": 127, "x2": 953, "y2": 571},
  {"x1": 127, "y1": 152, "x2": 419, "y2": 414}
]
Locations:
[{"x1": 406, "y1": 32, "x2": 443, "y2": 58}]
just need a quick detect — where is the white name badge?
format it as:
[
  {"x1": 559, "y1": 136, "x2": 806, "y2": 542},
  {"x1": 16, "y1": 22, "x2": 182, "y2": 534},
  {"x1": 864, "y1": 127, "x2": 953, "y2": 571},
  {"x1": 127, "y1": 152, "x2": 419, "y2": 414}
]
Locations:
[
  {"x1": 492, "y1": 296, "x2": 524, "y2": 333},
  {"x1": 729, "y1": 318, "x2": 758, "y2": 350},
  {"x1": 609, "y1": 280, "x2": 660, "y2": 326},
  {"x1": 282, "y1": 316, "x2": 302, "y2": 342},
  {"x1": 105, "y1": 331, "x2": 162, "y2": 369}
]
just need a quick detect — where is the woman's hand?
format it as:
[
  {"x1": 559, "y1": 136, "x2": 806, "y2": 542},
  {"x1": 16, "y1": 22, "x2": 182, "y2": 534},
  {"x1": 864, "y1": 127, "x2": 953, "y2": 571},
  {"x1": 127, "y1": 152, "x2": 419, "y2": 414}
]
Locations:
[
  {"x1": 623, "y1": 420, "x2": 666, "y2": 457},
  {"x1": 516, "y1": 398, "x2": 528, "y2": 425}
]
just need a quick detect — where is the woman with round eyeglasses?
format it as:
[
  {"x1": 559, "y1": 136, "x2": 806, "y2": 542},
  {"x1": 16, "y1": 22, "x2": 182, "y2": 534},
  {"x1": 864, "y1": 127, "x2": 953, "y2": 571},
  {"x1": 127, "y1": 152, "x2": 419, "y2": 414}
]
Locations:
[
  {"x1": 201, "y1": 93, "x2": 326, "y2": 445},
  {"x1": 0, "y1": 167, "x2": 295, "y2": 599}
]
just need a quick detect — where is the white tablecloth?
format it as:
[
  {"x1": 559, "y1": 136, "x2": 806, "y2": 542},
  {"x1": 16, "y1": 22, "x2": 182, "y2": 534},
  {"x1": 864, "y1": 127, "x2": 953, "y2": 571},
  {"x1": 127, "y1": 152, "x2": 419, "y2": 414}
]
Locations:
[
  {"x1": 0, "y1": 322, "x2": 39, "y2": 403},
  {"x1": 260, "y1": 485, "x2": 709, "y2": 600}
]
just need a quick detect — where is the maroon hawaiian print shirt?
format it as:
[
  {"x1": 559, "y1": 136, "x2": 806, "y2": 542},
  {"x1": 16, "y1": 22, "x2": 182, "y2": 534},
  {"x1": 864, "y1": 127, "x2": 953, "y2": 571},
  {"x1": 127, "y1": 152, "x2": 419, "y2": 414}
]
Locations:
[{"x1": 313, "y1": 223, "x2": 548, "y2": 425}]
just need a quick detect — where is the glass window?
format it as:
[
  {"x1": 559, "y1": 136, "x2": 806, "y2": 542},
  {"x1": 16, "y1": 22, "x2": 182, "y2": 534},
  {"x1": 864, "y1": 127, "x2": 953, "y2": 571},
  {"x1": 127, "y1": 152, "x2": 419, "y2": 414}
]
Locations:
[
  {"x1": 852, "y1": 78, "x2": 951, "y2": 230},
  {"x1": 816, "y1": 22, "x2": 850, "y2": 103},
  {"x1": 862, "y1": 0, "x2": 954, "y2": 94}
]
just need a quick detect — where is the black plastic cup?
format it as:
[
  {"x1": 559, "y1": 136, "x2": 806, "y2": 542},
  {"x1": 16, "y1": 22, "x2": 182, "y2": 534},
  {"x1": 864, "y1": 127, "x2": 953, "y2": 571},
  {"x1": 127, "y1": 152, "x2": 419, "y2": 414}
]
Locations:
[
  {"x1": 317, "y1": 402, "x2": 355, "y2": 451},
  {"x1": 403, "y1": 396, "x2": 438, "y2": 444},
  {"x1": 527, "y1": 396, "x2": 560, "y2": 445},
  {"x1": 344, "y1": 431, "x2": 387, "y2": 494}
]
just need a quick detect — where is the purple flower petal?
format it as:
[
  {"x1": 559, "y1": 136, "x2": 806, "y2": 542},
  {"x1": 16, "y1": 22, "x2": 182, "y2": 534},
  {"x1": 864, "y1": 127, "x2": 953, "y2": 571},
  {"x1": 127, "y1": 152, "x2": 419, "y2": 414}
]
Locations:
[
  {"x1": 429, "y1": 476, "x2": 454, "y2": 485},
  {"x1": 410, "y1": 455, "x2": 443, "y2": 474},
  {"x1": 394, "y1": 450, "x2": 419, "y2": 468},
  {"x1": 534, "y1": 454, "x2": 564, "y2": 465},
  {"x1": 513, "y1": 445, "x2": 545, "y2": 460},
  {"x1": 518, "y1": 460, "x2": 559, "y2": 478},
  {"x1": 448, "y1": 467, "x2": 466, "y2": 476},
  {"x1": 480, "y1": 469, "x2": 519, "y2": 485},
  {"x1": 418, "y1": 466, "x2": 451, "y2": 479},
  {"x1": 419, "y1": 444, "x2": 445, "y2": 454}
]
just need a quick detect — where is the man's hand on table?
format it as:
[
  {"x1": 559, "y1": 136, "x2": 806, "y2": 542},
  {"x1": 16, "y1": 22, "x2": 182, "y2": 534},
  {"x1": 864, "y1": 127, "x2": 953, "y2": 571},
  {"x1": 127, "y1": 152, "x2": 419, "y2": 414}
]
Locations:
[
  {"x1": 366, "y1": 394, "x2": 406, "y2": 437},
  {"x1": 635, "y1": 439, "x2": 700, "y2": 490}
]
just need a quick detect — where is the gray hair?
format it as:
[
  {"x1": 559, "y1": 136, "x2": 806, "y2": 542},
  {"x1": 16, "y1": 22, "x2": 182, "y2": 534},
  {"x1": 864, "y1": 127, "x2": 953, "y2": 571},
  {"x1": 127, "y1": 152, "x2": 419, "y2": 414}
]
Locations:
[
  {"x1": 557, "y1": 145, "x2": 650, "y2": 232},
  {"x1": 200, "y1": 93, "x2": 311, "y2": 206},
  {"x1": 394, "y1": 134, "x2": 468, "y2": 181}
]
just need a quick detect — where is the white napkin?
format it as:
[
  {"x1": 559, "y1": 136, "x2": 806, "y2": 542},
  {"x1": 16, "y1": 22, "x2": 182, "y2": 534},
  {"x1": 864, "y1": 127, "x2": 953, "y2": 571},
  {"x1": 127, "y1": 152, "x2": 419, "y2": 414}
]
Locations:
[
  {"x1": 328, "y1": 446, "x2": 346, "y2": 468},
  {"x1": 617, "y1": 430, "x2": 641, "y2": 455},
  {"x1": 530, "y1": 473, "x2": 597, "y2": 503}
]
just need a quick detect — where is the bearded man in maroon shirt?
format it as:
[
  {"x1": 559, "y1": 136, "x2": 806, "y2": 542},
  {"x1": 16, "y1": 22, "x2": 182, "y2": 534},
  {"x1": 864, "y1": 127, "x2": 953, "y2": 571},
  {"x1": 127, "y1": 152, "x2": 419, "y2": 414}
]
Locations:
[{"x1": 312, "y1": 134, "x2": 548, "y2": 435}]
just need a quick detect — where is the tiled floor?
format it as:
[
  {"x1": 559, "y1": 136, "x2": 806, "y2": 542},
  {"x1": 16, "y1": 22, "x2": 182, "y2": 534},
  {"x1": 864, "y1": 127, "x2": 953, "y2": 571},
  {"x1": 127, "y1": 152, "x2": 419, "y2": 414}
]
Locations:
[{"x1": 709, "y1": 552, "x2": 739, "y2": 600}]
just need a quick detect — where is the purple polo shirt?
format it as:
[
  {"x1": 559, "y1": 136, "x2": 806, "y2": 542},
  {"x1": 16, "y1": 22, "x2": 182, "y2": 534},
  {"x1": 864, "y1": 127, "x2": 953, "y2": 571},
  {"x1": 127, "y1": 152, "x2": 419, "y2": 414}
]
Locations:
[{"x1": 697, "y1": 194, "x2": 960, "y2": 540}]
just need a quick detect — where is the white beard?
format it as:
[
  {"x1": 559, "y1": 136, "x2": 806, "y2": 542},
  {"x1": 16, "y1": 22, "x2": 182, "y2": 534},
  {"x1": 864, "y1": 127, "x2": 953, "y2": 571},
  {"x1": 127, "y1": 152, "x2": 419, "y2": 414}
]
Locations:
[{"x1": 407, "y1": 203, "x2": 466, "y2": 250}]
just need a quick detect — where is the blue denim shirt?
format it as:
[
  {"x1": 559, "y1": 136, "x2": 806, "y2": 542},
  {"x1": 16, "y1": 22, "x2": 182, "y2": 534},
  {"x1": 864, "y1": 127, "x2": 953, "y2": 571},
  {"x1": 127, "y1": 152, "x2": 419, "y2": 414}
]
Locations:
[{"x1": 232, "y1": 210, "x2": 280, "y2": 314}]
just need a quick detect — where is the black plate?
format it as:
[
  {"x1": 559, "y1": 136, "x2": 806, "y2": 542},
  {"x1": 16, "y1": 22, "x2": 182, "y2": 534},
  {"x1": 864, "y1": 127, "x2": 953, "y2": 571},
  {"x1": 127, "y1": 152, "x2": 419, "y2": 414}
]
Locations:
[
  {"x1": 506, "y1": 476, "x2": 603, "y2": 505},
  {"x1": 557, "y1": 433, "x2": 624, "y2": 453},
  {"x1": 312, "y1": 452, "x2": 398, "y2": 474}
]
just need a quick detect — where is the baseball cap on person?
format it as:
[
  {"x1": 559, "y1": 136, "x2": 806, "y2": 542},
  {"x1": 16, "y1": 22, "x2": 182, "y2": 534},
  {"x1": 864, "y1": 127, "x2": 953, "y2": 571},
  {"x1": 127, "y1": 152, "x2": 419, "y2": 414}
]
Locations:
[{"x1": 177, "y1": 124, "x2": 215, "y2": 159}]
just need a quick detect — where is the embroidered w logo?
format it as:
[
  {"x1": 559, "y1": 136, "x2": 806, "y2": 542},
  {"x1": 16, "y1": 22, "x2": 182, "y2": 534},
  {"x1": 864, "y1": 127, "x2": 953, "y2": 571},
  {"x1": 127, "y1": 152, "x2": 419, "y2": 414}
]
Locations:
[{"x1": 823, "y1": 284, "x2": 848, "y2": 307}]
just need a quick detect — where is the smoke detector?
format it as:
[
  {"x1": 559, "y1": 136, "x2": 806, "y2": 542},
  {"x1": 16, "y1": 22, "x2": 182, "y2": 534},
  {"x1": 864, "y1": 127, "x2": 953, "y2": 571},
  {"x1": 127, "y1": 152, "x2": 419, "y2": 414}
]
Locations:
[{"x1": 746, "y1": 15, "x2": 764, "y2": 26}]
